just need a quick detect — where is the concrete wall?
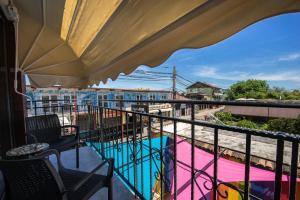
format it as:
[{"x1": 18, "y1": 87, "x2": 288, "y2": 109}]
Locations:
[{"x1": 224, "y1": 105, "x2": 300, "y2": 119}]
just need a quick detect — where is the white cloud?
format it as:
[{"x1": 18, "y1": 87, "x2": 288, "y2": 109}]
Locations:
[
  {"x1": 278, "y1": 53, "x2": 300, "y2": 61},
  {"x1": 199, "y1": 66, "x2": 217, "y2": 76},
  {"x1": 196, "y1": 66, "x2": 300, "y2": 82}
]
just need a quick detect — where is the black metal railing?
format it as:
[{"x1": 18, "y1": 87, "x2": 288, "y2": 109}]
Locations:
[{"x1": 26, "y1": 99, "x2": 300, "y2": 200}]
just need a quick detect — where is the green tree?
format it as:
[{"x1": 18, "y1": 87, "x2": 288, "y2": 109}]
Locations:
[
  {"x1": 226, "y1": 80, "x2": 269, "y2": 100},
  {"x1": 284, "y1": 90, "x2": 300, "y2": 100}
]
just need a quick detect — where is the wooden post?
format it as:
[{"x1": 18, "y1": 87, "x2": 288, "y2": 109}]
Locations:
[{"x1": 0, "y1": 10, "x2": 26, "y2": 157}]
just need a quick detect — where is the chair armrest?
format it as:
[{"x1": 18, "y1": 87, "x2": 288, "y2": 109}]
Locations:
[
  {"x1": 61, "y1": 125, "x2": 80, "y2": 139},
  {"x1": 71, "y1": 158, "x2": 114, "y2": 192},
  {"x1": 36, "y1": 149, "x2": 65, "y2": 171}
]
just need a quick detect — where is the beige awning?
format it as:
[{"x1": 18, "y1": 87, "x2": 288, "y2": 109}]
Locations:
[{"x1": 4, "y1": 0, "x2": 300, "y2": 87}]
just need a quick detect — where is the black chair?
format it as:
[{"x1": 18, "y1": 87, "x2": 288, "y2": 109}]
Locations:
[
  {"x1": 26, "y1": 114, "x2": 80, "y2": 167},
  {"x1": 0, "y1": 172, "x2": 5, "y2": 200},
  {"x1": 0, "y1": 149, "x2": 114, "y2": 200}
]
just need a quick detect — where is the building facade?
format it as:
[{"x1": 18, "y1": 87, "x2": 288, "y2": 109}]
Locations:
[
  {"x1": 26, "y1": 87, "x2": 191, "y2": 117},
  {"x1": 186, "y1": 82, "x2": 223, "y2": 100}
]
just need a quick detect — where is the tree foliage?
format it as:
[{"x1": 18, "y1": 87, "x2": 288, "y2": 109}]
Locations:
[
  {"x1": 236, "y1": 119, "x2": 258, "y2": 129},
  {"x1": 267, "y1": 115, "x2": 300, "y2": 134},
  {"x1": 215, "y1": 111, "x2": 300, "y2": 134},
  {"x1": 226, "y1": 79, "x2": 300, "y2": 100},
  {"x1": 215, "y1": 111, "x2": 233, "y2": 122},
  {"x1": 227, "y1": 80, "x2": 269, "y2": 100}
]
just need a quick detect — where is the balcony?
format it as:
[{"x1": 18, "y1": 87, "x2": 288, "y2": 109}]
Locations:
[
  {"x1": 2, "y1": 1, "x2": 300, "y2": 199},
  {"x1": 22, "y1": 99, "x2": 300, "y2": 200}
]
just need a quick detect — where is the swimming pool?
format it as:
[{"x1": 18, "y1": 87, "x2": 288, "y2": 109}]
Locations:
[{"x1": 89, "y1": 136, "x2": 168, "y2": 200}]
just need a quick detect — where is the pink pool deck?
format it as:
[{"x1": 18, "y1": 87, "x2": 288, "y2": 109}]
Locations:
[{"x1": 169, "y1": 137, "x2": 299, "y2": 200}]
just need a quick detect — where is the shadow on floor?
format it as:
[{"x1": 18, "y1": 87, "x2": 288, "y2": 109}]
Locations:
[{"x1": 50, "y1": 146, "x2": 135, "y2": 200}]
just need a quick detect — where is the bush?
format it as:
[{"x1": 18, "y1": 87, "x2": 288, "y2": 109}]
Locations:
[
  {"x1": 215, "y1": 111, "x2": 233, "y2": 122},
  {"x1": 294, "y1": 115, "x2": 300, "y2": 134},
  {"x1": 236, "y1": 119, "x2": 258, "y2": 129},
  {"x1": 267, "y1": 118, "x2": 297, "y2": 134},
  {"x1": 260, "y1": 123, "x2": 269, "y2": 130}
]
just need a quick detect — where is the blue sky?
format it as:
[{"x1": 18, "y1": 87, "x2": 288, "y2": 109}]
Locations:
[{"x1": 99, "y1": 13, "x2": 300, "y2": 90}]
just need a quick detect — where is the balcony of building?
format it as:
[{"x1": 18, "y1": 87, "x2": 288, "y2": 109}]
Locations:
[
  {"x1": 7, "y1": 99, "x2": 299, "y2": 200},
  {"x1": 1, "y1": 1, "x2": 300, "y2": 200}
]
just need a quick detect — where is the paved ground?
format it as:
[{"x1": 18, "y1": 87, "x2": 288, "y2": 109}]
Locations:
[
  {"x1": 50, "y1": 146, "x2": 135, "y2": 200},
  {"x1": 162, "y1": 121, "x2": 298, "y2": 167},
  {"x1": 181, "y1": 106, "x2": 225, "y2": 120},
  {"x1": 162, "y1": 107, "x2": 299, "y2": 167}
]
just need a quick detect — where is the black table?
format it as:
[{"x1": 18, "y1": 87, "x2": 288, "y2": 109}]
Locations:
[{"x1": 6, "y1": 143, "x2": 49, "y2": 159}]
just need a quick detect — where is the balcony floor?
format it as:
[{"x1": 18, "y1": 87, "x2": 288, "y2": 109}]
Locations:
[{"x1": 50, "y1": 146, "x2": 135, "y2": 200}]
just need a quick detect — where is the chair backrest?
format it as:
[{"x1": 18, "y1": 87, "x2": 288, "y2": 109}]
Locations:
[
  {"x1": 107, "y1": 159, "x2": 114, "y2": 178},
  {"x1": 26, "y1": 114, "x2": 61, "y2": 143},
  {"x1": 0, "y1": 158, "x2": 66, "y2": 200},
  {"x1": 0, "y1": 172, "x2": 5, "y2": 200}
]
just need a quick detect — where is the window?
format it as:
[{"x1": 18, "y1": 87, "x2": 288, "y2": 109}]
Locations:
[
  {"x1": 149, "y1": 94, "x2": 156, "y2": 105},
  {"x1": 161, "y1": 95, "x2": 167, "y2": 100},
  {"x1": 42, "y1": 96, "x2": 50, "y2": 113},
  {"x1": 98, "y1": 94, "x2": 109, "y2": 107},
  {"x1": 136, "y1": 94, "x2": 143, "y2": 105},
  {"x1": 98, "y1": 95, "x2": 103, "y2": 107},
  {"x1": 115, "y1": 95, "x2": 124, "y2": 107},
  {"x1": 98, "y1": 95, "x2": 108, "y2": 107},
  {"x1": 71, "y1": 95, "x2": 76, "y2": 111},
  {"x1": 64, "y1": 96, "x2": 70, "y2": 103},
  {"x1": 51, "y1": 95, "x2": 58, "y2": 113},
  {"x1": 150, "y1": 94, "x2": 156, "y2": 100},
  {"x1": 64, "y1": 96, "x2": 71, "y2": 111},
  {"x1": 82, "y1": 99, "x2": 92, "y2": 105},
  {"x1": 104, "y1": 95, "x2": 108, "y2": 107},
  {"x1": 136, "y1": 95, "x2": 142, "y2": 101},
  {"x1": 71, "y1": 95, "x2": 76, "y2": 104}
]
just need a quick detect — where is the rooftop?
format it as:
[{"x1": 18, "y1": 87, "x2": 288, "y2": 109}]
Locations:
[
  {"x1": 186, "y1": 82, "x2": 221, "y2": 89},
  {"x1": 26, "y1": 86, "x2": 172, "y2": 93}
]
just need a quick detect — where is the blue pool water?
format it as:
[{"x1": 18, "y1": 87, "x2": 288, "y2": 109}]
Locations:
[{"x1": 89, "y1": 136, "x2": 168, "y2": 200}]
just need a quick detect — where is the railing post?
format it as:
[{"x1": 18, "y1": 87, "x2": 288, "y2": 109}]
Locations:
[
  {"x1": 148, "y1": 116, "x2": 153, "y2": 200},
  {"x1": 274, "y1": 139, "x2": 284, "y2": 200},
  {"x1": 244, "y1": 134, "x2": 251, "y2": 199},
  {"x1": 191, "y1": 103, "x2": 195, "y2": 200},
  {"x1": 159, "y1": 110, "x2": 163, "y2": 200},
  {"x1": 88, "y1": 104, "x2": 91, "y2": 143},
  {"x1": 173, "y1": 120, "x2": 177, "y2": 200},
  {"x1": 114, "y1": 109, "x2": 119, "y2": 172},
  {"x1": 104, "y1": 108, "x2": 109, "y2": 158},
  {"x1": 133, "y1": 113, "x2": 138, "y2": 198},
  {"x1": 213, "y1": 128, "x2": 218, "y2": 200},
  {"x1": 34, "y1": 101, "x2": 37, "y2": 116},
  {"x1": 100, "y1": 106, "x2": 104, "y2": 158},
  {"x1": 69, "y1": 102, "x2": 72, "y2": 127},
  {"x1": 140, "y1": 114, "x2": 144, "y2": 196},
  {"x1": 120, "y1": 100, "x2": 124, "y2": 175},
  {"x1": 126, "y1": 112, "x2": 130, "y2": 181},
  {"x1": 289, "y1": 141, "x2": 299, "y2": 200},
  {"x1": 62, "y1": 103, "x2": 65, "y2": 127}
]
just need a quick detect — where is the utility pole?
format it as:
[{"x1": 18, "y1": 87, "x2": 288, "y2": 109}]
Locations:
[
  {"x1": 172, "y1": 66, "x2": 176, "y2": 117},
  {"x1": 172, "y1": 66, "x2": 176, "y2": 100}
]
